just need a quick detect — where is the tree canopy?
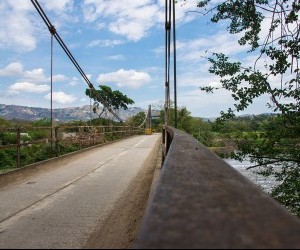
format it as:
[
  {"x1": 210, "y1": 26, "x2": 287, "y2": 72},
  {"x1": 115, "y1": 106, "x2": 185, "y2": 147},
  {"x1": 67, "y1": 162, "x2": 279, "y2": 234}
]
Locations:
[
  {"x1": 85, "y1": 85, "x2": 134, "y2": 118},
  {"x1": 126, "y1": 112, "x2": 147, "y2": 127},
  {"x1": 182, "y1": 0, "x2": 300, "y2": 216}
]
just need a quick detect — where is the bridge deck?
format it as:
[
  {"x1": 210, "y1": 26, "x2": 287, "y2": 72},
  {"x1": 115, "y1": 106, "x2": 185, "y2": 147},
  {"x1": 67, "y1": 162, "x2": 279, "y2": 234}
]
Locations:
[{"x1": 0, "y1": 134, "x2": 161, "y2": 249}]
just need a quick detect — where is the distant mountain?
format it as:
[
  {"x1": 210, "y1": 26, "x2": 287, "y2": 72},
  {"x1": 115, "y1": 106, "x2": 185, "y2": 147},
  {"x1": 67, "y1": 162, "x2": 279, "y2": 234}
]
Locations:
[
  {"x1": 0, "y1": 104, "x2": 146, "y2": 122},
  {"x1": 200, "y1": 113, "x2": 278, "y2": 122}
]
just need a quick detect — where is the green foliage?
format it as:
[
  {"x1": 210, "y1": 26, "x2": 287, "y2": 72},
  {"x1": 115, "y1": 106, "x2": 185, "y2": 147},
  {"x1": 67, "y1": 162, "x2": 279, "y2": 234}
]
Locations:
[
  {"x1": 31, "y1": 118, "x2": 51, "y2": 127},
  {"x1": 184, "y1": 0, "x2": 300, "y2": 215},
  {"x1": 29, "y1": 130, "x2": 48, "y2": 140},
  {"x1": 89, "y1": 118, "x2": 117, "y2": 126},
  {"x1": 0, "y1": 150, "x2": 16, "y2": 170},
  {"x1": 0, "y1": 112, "x2": 144, "y2": 173},
  {"x1": 86, "y1": 85, "x2": 134, "y2": 118},
  {"x1": 126, "y1": 112, "x2": 146, "y2": 127},
  {"x1": 272, "y1": 167, "x2": 300, "y2": 217},
  {"x1": 1, "y1": 132, "x2": 17, "y2": 145},
  {"x1": 161, "y1": 106, "x2": 215, "y2": 146},
  {"x1": 0, "y1": 118, "x2": 11, "y2": 127}
]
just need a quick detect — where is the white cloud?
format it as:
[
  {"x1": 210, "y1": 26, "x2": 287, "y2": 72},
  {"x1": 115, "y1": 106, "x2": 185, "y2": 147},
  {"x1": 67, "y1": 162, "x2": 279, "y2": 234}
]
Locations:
[
  {"x1": 44, "y1": 91, "x2": 77, "y2": 104},
  {"x1": 8, "y1": 82, "x2": 50, "y2": 94},
  {"x1": 178, "y1": 72, "x2": 221, "y2": 88},
  {"x1": 0, "y1": 0, "x2": 200, "y2": 53},
  {"x1": 86, "y1": 74, "x2": 92, "y2": 81},
  {"x1": 95, "y1": 22, "x2": 106, "y2": 30},
  {"x1": 23, "y1": 68, "x2": 47, "y2": 82},
  {"x1": 0, "y1": 0, "x2": 202, "y2": 53},
  {"x1": 82, "y1": 0, "x2": 201, "y2": 41},
  {"x1": 69, "y1": 77, "x2": 79, "y2": 86},
  {"x1": 82, "y1": 0, "x2": 163, "y2": 41},
  {"x1": 88, "y1": 39, "x2": 125, "y2": 48},
  {"x1": 134, "y1": 98, "x2": 164, "y2": 110},
  {"x1": 0, "y1": 62, "x2": 24, "y2": 77},
  {"x1": 0, "y1": 1, "x2": 36, "y2": 52},
  {"x1": 97, "y1": 69, "x2": 151, "y2": 89},
  {"x1": 40, "y1": 0, "x2": 73, "y2": 11},
  {"x1": 0, "y1": 62, "x2": 69, "y2": 83},
  {"x1": 177, "y1": 88, "x2": 233, "y2": 117},
  {"x1": 52, "y1": 74, "x2": 69, "y2": 82},
  {"x1": 107, "y1": 55, "x2": 126, "y2": 61},
  {"x1": 175, "y1": 32, "x2": 249, "y2": 64}
]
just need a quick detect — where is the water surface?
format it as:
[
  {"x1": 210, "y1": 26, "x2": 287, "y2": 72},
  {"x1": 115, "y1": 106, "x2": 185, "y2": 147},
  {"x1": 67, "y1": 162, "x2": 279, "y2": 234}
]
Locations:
[{"x1": 225, "y1": 158, "x2": 279, "y2": 194}]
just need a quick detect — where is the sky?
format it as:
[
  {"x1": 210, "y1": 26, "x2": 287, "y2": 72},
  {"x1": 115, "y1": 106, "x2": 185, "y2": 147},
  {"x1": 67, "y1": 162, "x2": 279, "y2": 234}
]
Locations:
[{"x1": 0, "y1": 0, "x2": 274, "y2": 118}]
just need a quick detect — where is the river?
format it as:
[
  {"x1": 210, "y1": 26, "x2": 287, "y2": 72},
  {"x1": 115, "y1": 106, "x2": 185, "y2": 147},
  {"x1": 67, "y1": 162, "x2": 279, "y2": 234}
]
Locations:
[{"x1": 224, "y1": 158, "x2": 280, "y2": 194}]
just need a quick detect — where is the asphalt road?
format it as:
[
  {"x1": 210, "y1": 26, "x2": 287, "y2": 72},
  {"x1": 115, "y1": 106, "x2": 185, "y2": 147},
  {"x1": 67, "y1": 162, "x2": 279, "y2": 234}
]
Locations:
[{"x1": 0, "y1": 134, "x2": 161, "y2": 249}]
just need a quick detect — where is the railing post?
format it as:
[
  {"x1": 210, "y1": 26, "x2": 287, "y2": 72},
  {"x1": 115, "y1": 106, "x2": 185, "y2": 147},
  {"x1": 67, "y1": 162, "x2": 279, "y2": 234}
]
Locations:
[
  {"x1": 55, "y1": 126, "x2": 59, "y2": 157},
  {"x1": 79, "y1": 127, "x2": 83, "y2": 149},
  {"x1": 162, "y1": 127, "x2": 166, "y2": 164},
  {"x1": 103, "y1": 126, "x2": 106, "y2": 142},
  {"x1": 166, "y1": 129, "x2": 172, "y2": 153},
  {"x1": 93, "y1": 127, "x2": 96, "y2": 146},
  {"x1": 162, "y1": 127, "x2": 166, "y2": 145},
  {"x1": 16, "y1": 128, "x2": 21, "y2": 168}
]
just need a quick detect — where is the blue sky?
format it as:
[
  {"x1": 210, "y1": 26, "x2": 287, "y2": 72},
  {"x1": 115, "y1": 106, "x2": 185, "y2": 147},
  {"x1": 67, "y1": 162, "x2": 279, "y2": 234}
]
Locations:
[{"x1": 0, "y1": 0, "x2": 273, "y2": 118}]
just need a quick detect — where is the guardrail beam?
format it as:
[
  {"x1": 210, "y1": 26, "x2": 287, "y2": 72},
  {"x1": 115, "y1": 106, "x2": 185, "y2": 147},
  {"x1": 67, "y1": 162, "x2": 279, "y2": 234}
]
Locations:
[{"x1": 134, "y1": 127, "x2": 300, "y2": 249}]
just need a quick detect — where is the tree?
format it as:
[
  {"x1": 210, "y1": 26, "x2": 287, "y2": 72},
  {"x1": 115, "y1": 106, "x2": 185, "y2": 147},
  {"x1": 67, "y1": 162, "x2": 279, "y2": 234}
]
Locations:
[
  {"x1": 127, "y1": 112, "x2": 147, "y2": 127},
  {"x1": 0, "y1": 118, "x2": 10, "y2": 127},
  {"x1": 183, "y1": 0, "x2": 300, "y2": 216},
  {"x1": 86, "y1": 85, "x2": 134, "y2": 119}
]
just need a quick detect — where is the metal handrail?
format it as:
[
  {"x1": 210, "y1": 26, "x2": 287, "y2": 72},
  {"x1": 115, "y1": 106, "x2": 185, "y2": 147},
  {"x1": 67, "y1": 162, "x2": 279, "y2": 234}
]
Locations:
[
  {"x1": 134, "y1": 127, "x2": 300, "y2": 249},
  {"x1": 0, "y1": 125, "x2": 144, "y2": 168}
]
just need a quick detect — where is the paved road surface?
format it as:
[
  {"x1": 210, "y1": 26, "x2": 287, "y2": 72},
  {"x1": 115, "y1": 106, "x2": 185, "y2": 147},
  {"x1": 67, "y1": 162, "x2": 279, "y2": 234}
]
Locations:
[{"x1": 0, "y1": 134, "x2": 161, "y2": 249}]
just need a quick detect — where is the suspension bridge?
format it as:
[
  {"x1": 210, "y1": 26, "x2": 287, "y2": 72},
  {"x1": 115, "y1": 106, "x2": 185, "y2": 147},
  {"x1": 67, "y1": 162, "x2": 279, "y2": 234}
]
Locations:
[{"x1": 1, "y1": 0, "x2": 300, "y2": 249}]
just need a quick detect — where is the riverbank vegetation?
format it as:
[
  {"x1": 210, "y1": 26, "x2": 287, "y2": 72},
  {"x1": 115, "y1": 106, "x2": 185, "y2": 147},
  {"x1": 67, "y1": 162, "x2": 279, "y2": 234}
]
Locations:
[
  {"x1": 0, "y1": 117, "x2": 142, "y2": 173},
  {"x1": 1, "y1": 105, "x2": 299, "y2": 217},
  {"x1": 178, "y1": 0, "x2": 300, "y2": 217}
]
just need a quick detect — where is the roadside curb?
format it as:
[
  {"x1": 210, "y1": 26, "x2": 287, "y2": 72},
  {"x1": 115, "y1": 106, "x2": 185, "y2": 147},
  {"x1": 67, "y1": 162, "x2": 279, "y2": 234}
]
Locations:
[{"x1": 147, "y1": 141, "x2": 163, "y2": 204}]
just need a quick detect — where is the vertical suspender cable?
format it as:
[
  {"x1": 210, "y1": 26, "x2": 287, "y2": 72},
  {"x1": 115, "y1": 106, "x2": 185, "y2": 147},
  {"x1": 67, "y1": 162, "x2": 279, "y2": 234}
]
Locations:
[
  {"x1": 89, "y1": 88, "x2": 93, "y2": 126},
  {"x1": 168, "y1": 0, "x2": 172, "y2": 119},
  {"x1": 165, "y1": 0, "x2": 172, "y2": 127},
  {"x1": 50, "y1": 31, "x2": 54, "y2": 148},
  {"x1": 173, "y1": 0, "x2": 178, "y2": 128},
  {"x1": 165, "y1": 0, "x2": 169, "y2": 127},
  {"x1": 31, "y1": 0, "x2": 123, "y2": 123},
  {"x1": 165, "y1": 0, "x2": 178, "y2": 128}
]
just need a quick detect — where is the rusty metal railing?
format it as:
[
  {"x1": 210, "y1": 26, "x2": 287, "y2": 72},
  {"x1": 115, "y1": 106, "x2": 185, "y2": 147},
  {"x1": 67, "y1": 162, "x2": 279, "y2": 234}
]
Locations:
[
  {"x1": 134, "y1": 127, "x2": 300, "y2": 249},
  {"x1": 0, "y1": 125, "x2": 143, "y2": 170}
]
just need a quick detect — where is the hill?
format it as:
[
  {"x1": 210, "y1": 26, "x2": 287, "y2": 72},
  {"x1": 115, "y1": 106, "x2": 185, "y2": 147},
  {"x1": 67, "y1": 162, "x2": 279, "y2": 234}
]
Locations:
[{"x1": 0, "y1": 104, "x2": 145, "y2": 122}]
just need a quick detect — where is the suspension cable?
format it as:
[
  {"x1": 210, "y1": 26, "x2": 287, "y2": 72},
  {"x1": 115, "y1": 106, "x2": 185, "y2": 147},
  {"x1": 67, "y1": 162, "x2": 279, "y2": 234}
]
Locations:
[
  {"x1": 138, "y1": 105, "x2": 152, "y2": 129},
  {"x1": 138, "y1": 112, "x2": 148, "y2": 128},
  {"x1": 50, "y1": 32, "x2": 54, "y2": 147},
  {"x1": 167, "y1": 0, "x2": 172, "y2": 117},
  {"x1": 31, "y1": 0, "x2": 123, "y2": 122},
  {"x1": 173, "y1": 0, "x2": 178, "y2": 128},
  {"x1": 165, "y1": 0, "x2": 171, "y2": 127},
  {"x1": 165, "y1": 0, "x2": 177, "y2": 128}
]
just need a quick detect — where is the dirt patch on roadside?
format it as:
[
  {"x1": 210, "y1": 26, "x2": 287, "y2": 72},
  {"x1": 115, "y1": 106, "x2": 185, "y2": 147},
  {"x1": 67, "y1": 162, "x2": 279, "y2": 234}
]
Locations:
[{"x1": 84, "y1": 136, "x2": 162, "y2": 249}]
